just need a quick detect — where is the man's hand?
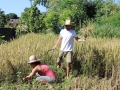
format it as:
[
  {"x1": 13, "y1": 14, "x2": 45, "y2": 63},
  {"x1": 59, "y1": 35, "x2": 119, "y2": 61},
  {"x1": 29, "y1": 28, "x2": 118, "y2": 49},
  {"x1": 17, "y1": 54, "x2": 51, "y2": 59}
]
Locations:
[
  {"x1": 75, "y1": 37, "x2": 86, "y2": 42},
  {"x1": 81, "y1": 38, "x2": 86, "y2": 42},
  {"x1": 77, "y1": 38, "x2": 86, "y2": 42},
  {"x1": 52, "y1": 46, "x2": 57, "y2": 50}
]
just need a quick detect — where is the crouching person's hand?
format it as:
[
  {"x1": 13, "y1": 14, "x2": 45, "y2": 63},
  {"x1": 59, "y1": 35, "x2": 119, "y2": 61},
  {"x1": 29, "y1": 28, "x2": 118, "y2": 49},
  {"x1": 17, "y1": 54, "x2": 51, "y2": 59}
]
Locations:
[
  {"x1": 23, "y1": 77, "x2": 27, "y2": 81},
  {"x1": 23, "y1": 76, "x2": 31, "y2": 81}
]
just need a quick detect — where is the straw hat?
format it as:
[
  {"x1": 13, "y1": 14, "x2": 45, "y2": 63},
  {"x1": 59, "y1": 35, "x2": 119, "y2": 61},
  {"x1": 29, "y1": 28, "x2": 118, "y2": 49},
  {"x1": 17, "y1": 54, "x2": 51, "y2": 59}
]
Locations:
[
  {"x1": 27, "y1": 55, "x2": 41, "y2": 64},
  {"x1": 65, "y1": 20, "x2": 72, "y2": 26}
]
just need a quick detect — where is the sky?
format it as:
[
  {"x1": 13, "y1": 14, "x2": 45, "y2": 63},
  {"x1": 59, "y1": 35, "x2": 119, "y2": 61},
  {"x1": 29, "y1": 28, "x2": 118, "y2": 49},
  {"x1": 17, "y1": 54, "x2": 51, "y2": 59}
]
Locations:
[
  {"x1": 0, "y1": 0, "x2": 47, "y2": 17},
  {"x1": 0, "y1": 0, "x2": 119, "y2": 17}
]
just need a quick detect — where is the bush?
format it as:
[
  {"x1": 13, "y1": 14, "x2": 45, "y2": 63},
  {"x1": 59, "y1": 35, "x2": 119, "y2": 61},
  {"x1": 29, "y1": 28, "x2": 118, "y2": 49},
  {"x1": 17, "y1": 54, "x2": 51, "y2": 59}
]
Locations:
[
  {"x1": 0, "y1": 35, "x2": 5, "y2": 44},
  {"x1": 93, "y1": 24, "x2": 120, "y2": 38},
  {"x1": 100, "y1": 12, "x2": 120, "y2": 27}
]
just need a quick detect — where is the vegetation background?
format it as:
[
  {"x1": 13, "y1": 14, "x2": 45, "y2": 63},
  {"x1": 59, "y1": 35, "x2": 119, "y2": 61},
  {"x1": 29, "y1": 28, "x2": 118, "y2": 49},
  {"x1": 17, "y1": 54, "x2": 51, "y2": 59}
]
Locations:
[{"x1": 0, "y1": 0, "x2": 120, "y2": 90}]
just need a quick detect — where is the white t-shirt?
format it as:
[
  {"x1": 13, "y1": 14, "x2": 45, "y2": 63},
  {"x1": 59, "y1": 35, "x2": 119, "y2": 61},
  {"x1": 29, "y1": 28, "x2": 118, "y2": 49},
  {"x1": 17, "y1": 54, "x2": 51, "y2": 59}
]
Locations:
[{"x1": 60, "y1": 29, "x2": 77, "y2": 51}]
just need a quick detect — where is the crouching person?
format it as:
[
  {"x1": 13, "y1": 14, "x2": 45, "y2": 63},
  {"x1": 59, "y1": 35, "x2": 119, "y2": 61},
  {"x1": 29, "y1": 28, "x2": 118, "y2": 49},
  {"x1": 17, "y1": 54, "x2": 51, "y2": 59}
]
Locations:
[{"x1": 23, "y1": 55, "x2": 57, "y2": 88}]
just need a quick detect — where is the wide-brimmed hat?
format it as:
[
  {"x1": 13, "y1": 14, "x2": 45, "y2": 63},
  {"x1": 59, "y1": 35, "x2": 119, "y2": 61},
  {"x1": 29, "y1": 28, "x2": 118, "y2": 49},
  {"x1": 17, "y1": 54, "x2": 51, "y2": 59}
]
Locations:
[
  {"x1": 65, "y1": 20, "x2": 72, "y2": 26},
  {"x1": 27, "y1": 55, "x2": 41, "y2": 64}
]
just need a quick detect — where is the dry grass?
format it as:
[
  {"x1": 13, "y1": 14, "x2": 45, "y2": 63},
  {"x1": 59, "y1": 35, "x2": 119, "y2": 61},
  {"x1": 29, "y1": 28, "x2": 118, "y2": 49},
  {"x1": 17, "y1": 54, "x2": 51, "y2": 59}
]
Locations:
[{"x1": 0, "y1": 33, "x2": 120, "y2": 90}]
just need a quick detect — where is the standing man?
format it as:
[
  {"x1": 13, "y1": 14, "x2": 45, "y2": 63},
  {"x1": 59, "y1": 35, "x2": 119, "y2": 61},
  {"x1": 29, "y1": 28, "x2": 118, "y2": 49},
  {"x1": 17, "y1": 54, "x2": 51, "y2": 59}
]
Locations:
[{"x1": 53, "y1": 20, "x2": 85, "y2": 78}]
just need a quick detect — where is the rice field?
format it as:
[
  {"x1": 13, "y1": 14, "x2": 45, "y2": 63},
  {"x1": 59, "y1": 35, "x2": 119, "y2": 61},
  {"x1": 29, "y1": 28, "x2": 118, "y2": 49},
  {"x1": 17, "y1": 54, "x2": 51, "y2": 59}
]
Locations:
[{"x1": 0, "y1": 33, "x2": 120, "y2": 90}]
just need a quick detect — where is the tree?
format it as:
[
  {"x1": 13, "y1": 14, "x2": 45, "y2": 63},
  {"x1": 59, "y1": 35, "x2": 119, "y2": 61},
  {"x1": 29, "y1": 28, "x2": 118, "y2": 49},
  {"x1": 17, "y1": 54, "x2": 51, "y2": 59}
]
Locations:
[
  {"x1": 44, "y1": 0, "x2": 59, "y2": 8},
  {"x1": 0, "y1": 9, "x2": 6, "y2": 27},
  {"x1": 41, "y1": 0, "x2": 89, "y2": 33},
  {"x1": 18, "y1": 6, "x2": 42, "y2": 33},
  {"x1": 33, "y1": 0, "x2": 48, "y2": 6},
  {"x1": 6, "y1": 13, "x2": 18, "y2": 21},
  {"x1": 29, "y1": 0, "x2": 33, "y2": 6},
  {"x1": 49, "y1": 0, "x2": 87, "y2": 29},
  {"x1": 43, "y1": 11, "x2": 59, "y2": 33},
  {"x1": 94, "y1": 0, "x2": 120, "y2": 23}
]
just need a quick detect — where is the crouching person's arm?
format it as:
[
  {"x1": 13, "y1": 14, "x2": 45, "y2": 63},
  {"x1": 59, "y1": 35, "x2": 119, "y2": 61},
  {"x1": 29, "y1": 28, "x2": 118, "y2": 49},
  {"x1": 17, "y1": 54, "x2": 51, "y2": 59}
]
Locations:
[{"x1": 23, "y1": 66, "x2": 38, "y2": 80}]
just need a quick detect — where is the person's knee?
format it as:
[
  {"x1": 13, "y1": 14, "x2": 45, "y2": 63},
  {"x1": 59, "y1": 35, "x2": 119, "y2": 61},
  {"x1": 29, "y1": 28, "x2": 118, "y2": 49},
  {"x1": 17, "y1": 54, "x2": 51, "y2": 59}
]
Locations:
[
  {"x1": 57, "y1": 56, "x2": 63, "y2": 63},
  {"x1": 67, "y1": 62, "x2": 71, "y2": 67}
]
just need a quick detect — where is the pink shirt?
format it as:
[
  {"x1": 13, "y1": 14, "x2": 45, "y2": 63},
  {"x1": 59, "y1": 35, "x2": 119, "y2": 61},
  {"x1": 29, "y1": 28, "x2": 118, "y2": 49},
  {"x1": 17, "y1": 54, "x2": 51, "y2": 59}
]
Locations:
[{"x1": 38, "y1": 64, "x2": 57, "y2": 78}]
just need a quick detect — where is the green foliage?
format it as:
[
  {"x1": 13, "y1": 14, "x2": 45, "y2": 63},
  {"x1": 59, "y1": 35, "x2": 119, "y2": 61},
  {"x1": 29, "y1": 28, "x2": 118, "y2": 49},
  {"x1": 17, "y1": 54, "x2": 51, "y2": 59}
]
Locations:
[
  {"x1": 16, "y1": 71, "x2": 22, "y2": 78},
  {"x1": 18, "y1": 6, "x2": 42, "y2": 34},
  {"x1": 84, "y1": 1, "x2": 97, "y2": 19},
  {"x1": 95, "y1": 1, "x2": 120, "y2": 22},
  {"x1": 0, "y1": 9, "x2": 18, "y2": 28},
  {"x1": 5, "y1": 13, "x2": 18, "y2": 21},
  {"x1": 32, "y1": 0, "x2": 120, "y2": 35},
  {"x1": 0, "y1": 35, "x2": 5, "y2": 44},
  {"x1": 58, "y1": 9, "x2": 71, "y2": 25},
  {"x1": 93, "y1": 24, "x2": 120, "y2": 38},
  {"x1": 57, "y1": 0, "x2": 86, "y2": 25},
  {"x1": 33, "y1": 0, "x2": 47, "y2": 6},
  {"x1": 92, "y1": 12, "x2": 120, "y2": 38},
  {"x1": 43, "y1": 11, "x2": 59, "y2": 33},
  {"x1": 0, "y1": 9, "x2": 6, "y2": 27},
  {"x1": 45, "y1": 0, "x2": 59, "y2": 8},
  {"x1": 16, "y1": 25, "x2": 29, "y2": 36},
  {"x1": 43, "y1": 0, "x2": 87, "y2": 32},
  {"x1": 101, "y1": 12, "x2": 120, "y2": 27}
]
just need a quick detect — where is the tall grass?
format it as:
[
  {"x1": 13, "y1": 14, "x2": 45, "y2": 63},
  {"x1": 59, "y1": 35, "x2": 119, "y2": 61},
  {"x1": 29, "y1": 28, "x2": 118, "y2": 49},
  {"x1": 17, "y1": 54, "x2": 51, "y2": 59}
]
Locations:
[
  {"x1": 0, "y1": 33, "x2": 58, "y2": 82},
  {"x1": 0, "y1": 33, "x2": 120, "y2": 89}
]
